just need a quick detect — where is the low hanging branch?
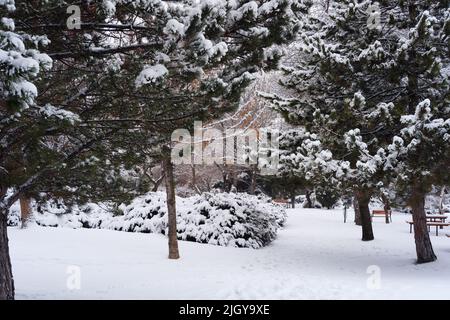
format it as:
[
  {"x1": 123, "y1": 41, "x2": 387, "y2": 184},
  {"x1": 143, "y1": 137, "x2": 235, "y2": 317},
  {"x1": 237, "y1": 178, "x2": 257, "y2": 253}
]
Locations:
[
  {"x1": 47, "y1": 42, "x2": 163, "y2": 59},
  {"x1": 0, "y1": 130, "x2": 116, "y2": 215}
]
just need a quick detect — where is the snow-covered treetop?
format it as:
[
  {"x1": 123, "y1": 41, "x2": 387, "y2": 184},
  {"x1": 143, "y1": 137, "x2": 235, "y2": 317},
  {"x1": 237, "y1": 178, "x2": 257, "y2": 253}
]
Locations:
[
  {"x1": 270, "y1": 1, "x2": 449, "y2": 193},
  {"x1": 0, "y1": 0, "x2": 52, "y2": 112}
]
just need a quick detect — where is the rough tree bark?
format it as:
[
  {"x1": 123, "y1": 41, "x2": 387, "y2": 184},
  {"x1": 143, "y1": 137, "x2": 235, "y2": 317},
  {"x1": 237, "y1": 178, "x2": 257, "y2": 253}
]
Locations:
[
  {"x1": 355, "y1": 190, "x2": 374, "y2": 241},
  {"x1": 0, "y1": 187, "x2": 15, "y2": 300},
  {"x1": 19, "y1": 196, "x2": 31, "y2": 228},
  {"x1": 353, "y1": 193, "x2": 361, "y2": 226},
  {"x1": 163, "y1": 154, "x2": 180, "y2": 260},
  {"x1": 409, "y1": 187, "x2": 437, "y2": 264}
]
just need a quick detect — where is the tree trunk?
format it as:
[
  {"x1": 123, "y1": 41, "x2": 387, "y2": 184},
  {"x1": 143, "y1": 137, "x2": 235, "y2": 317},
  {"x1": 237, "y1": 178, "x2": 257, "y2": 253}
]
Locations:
[
  {"x1": 305, "y1": 189, "x2": 313, "y2": 208},
  {"x1": 290, "y1": 193, "x2": 296, "y2": 209},
  {"x1": 438, "y1": 187, "x2": 446, "y2": 214},
  {"x1": 409, "y1": 189, "x2": 437, "y2": 264},
  {"x1": 355, "y1": 190, "x2": 374, "y2": 241},
  {"x1": 19, "y1": 196, "x2": 31, "y2": 228},
  {"x1": 230, "y1": 167, "x2": 237, "y2": 191},
  {"x1": 404, "y1": 2, "x2": 436, "y2": 264},
  {"x1": 190, "y1": 164, "x2": 201, "y2": 195},
  {"x1": 353, "y1": 193, "x2": 361, "y2": 226},
  {"x1": 163, "y1": 155, "x2": 180, "y2": 260},
  {"x1": 216, "y1": 164, "x2": 229, "y2": 192},
  {"x1": 223, "y1": 171, "x2": 229, "y2": 192},
  {"x1": 249, "y1": 165, "x2": 257, "y2": 195},
  {"x1": 381, "y1": 194, "x2": 391, "y2": 224},
  {"x1": 0, "y1": 187, "x2": 15, "y2": 300}
]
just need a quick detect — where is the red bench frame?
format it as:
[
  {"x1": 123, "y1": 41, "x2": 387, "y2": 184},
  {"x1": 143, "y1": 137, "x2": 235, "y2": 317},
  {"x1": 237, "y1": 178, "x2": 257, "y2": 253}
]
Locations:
[{"x1": 371, "y1": 209, "x2": 392, "y2": 222}]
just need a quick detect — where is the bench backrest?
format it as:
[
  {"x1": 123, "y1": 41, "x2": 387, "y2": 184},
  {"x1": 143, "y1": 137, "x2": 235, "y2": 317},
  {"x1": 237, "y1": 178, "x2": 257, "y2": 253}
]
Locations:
[
  {"x1": 273, "y1": 198, "x2": 289, "y2": 204},
  {"x1": 372, "y1": 210, "x2": 390, "y2": 215}
]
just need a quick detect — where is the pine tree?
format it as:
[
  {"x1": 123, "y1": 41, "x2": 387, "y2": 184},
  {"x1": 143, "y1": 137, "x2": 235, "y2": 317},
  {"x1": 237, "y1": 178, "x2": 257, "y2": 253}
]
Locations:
[
  {"x1": 381, "y1": 3, "x2": 449, "y2": 263},
  {"x1": 1, "y1": 0, "x2": 306, "y2": 298},
  {"x1": 269, "y1": 1, "x2": 449, "y2": 259},
  {"x1": 0, "y1": 0, "x2": 54, "y2": 300}
]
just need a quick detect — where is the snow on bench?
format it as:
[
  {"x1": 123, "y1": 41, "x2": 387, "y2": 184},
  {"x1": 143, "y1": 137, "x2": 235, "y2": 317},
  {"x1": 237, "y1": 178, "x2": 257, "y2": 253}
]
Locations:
[{"x1": 272, "y1": 198, "x2": 291, "y2": 208}]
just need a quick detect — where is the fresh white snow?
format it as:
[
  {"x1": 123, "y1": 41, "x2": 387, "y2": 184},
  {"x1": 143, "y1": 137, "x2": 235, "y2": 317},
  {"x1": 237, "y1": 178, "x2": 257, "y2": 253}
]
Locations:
[{"x1": 9, "y1": 208, "x2": 450, "y2": 300}]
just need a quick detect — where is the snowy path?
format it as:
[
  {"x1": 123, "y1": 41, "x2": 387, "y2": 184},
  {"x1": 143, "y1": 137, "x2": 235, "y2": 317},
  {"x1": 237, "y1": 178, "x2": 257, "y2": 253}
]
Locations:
[{"x1": 9, "y1": 208, "x2": 450, "y2": 299}]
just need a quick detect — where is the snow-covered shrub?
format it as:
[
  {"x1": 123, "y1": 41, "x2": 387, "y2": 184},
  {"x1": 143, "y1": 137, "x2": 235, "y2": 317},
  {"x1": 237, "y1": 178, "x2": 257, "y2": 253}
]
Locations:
[
  {"x1": 6, "y1": 201, "x2": 20, "y2": 226},
  {"x1": 108, "y1": 192, "x2": 286, "y2": 248},
  {"x1": 32, "y1": 199, "x2": 112, "y2": 229},
  {"x1": 107, "y1": 192, "x2": 169, "y2": 233},
  {"x1": 9, "y1": 192, "x2": 286, "y2": 248},
  {"x1": 178, "y1": 192, "x2": 286, "y2": 248}
]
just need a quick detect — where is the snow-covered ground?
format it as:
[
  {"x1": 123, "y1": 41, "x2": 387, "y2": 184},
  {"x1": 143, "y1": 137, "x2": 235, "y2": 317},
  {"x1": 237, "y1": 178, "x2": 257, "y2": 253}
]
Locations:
[{"x1": 9, "y1": 208, "x2": 450, "y2": 299}]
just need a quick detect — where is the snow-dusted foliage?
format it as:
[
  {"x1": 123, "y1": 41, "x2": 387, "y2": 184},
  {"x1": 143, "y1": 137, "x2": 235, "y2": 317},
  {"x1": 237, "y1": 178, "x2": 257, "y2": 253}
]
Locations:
[
  {"x1": 0, "y1": 0, "x2": 307, "y2": 213},
  {"x1": 0, "y1": 1, "x2": 51, "y2": 111},
  {"x1": 10, "y1": 192, "x2": 286, "y2": 248},
  {"x1": 6, "y1": 201, "x2": 20, "y2": 226},
  {"x1": 178, "y1": 192, "x2": 286, "y2": 247},
  {"x1": 270, "y1": 1, "x2": 449, "y2": 197},
  {"x1": 135, "y1": 64, "x2": 169, "y2": 87},
  {"x1": 385, "y1": 99, "x2": 450, "y2": 196},
  {"x1": 266, "y1": 0, "x2": 448, "y2": 259}
]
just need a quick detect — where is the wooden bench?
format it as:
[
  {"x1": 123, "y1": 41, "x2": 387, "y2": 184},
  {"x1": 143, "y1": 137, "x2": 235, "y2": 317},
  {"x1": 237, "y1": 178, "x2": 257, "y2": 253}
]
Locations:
[
  {"x1": 406, "y1": 221, "x2": 450, "y2": 236},
  {"x1": 272, "y1": 198, "x2": 291, "y2": 208},
  {"x1": 372, "y1": 209, "x2": 392, "y2": 222},
  {"x1": 427, "y1": 222, "x2": 450, "y2": 236}
]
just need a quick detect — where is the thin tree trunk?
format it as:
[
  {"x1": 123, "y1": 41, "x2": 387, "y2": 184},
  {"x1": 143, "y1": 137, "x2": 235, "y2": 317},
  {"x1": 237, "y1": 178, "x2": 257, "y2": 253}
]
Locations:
[
  {"x1": 230, "y1": 167, "x2": 237, "y2": 191},
  {"x1": 353, "y1": 193, "x2": 361, "y2": 226},
  {"x1": 355, "y1": 190, "x2": 374, "y2": 241},
  {"x1": 409, "y1": 188, "x2": 437, "y2": 264},
  {"x1": 191, "y1": 164, "x2": 197, "y2": 190},
  {"x1": 249, "y1": 165, "x2": 257, "y2": 195},
  {"x1": 438, "y1": 187, "x2": 446, "y2": 214},
  {"x1": 381, "y1": 194, "x2": 391, "y2": 224},
  {"x1": 190, "y1": 164, "x2": 201, "y2": 195},
  {"x1": 291, "y1": 193, "x2": 296, "y2": 209},
  {"x1": 305, "y1": 189, "x2": 312, "y2": 208},
  {"x1": 163, "y1": 154, "x2": 180, "y2": 260},
  {"x1": 19, "y1": 196, "x2": 31, "y2": 228},
  {"x1": 0, "y1": 187, "x2": 15, "y2": 300}
]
